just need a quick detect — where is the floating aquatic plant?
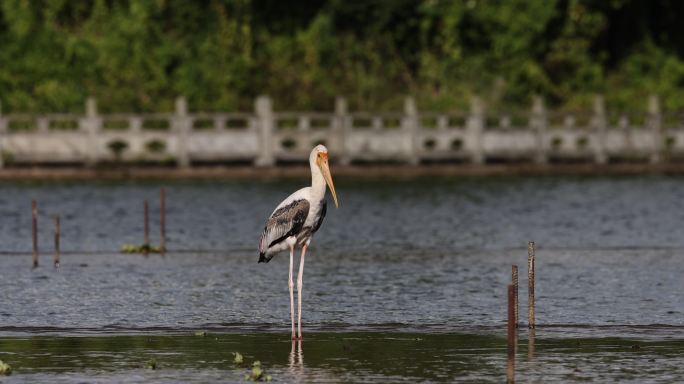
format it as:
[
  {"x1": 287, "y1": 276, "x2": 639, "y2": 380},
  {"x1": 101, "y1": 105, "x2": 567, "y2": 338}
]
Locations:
[
  {"x1": 245, "y1": 361, "x2": 272, "y2": 382},
  {"x1": 0, "y1": 360, "x2": 12, "y2": 375},
  {"x1": 121, "y1": 243, "x2": 162, "y2": 254},
  {"x1": 144, "y1": 358, "x2": 157, "y2": 370},
  {"x1": 233, "y1": 352, "x2": 244, "y2": 365}
]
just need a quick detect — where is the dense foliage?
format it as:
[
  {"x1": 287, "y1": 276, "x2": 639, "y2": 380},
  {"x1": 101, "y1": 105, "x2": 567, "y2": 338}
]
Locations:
[{"x1": 1, "y1": 0, "x2": 683, "y2": 113}]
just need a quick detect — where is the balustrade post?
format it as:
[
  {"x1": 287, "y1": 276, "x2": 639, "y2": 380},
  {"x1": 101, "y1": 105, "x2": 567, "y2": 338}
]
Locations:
[
  {"x1": 174, "y1": 96, "x2": 191, "y2": 168},
  {"x1": 84, "y1": 97, "x2": 101, "y2": 167},
  {"x1": 648, "y1": 95, "x2": 662, "y2": 163},
  {"x1": 335, "y1": 97, "x2": 351, "y2": 165},
  {"x1": 255, "y1": 96, "x2": 275, "y2": 166},
  {"x1": 467, "y1": 96, "x2": 485, "y2": 164},
  {"x1": 532, "y1": 96, "x2": 548, "y2": 164},
  {"x1": 593, "y1": 95, "x2": 607, "y2": 164},
  {"x1": 404, "y1": 96, "x2": 419, "y2": 165}
]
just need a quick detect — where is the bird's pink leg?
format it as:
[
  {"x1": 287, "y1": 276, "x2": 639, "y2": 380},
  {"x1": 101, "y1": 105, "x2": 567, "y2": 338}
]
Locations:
[
  {"x1": 296, "y1": 244, "x2": 308, "y2": 340},
  {"x1": 289, "y1": 243, "x2": 296, "y2": 340}
]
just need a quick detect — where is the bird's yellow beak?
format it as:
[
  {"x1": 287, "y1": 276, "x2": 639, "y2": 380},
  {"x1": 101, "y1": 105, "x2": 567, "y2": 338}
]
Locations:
[{"x1": 317, "y1": 153, "x2": 339, "y2": 208}]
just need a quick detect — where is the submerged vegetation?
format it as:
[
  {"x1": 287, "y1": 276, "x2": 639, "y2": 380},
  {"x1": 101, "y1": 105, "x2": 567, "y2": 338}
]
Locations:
[{"x1": 1, "y1": 1, "x2": 684, "y2": 113}]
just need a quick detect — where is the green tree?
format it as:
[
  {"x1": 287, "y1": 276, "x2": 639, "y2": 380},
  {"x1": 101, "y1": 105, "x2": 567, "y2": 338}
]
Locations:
[{"x1": 0, "y1": 0, "x2": 683, "y2": 113}]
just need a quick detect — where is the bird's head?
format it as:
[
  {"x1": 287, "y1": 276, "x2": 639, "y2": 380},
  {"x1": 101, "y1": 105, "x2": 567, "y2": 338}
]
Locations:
[{"x1": 312, "y1": 145, "x2": 339, "y2": 208}]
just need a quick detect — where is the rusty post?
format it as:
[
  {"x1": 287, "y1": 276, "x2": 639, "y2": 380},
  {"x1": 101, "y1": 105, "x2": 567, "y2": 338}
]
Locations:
[
  {"x1": 32, "y1": 200, "x2": 38, "y2": 268},
  {"x1": 144, "y1": 200, "x2": 150, "y2": 247},
  {"x1": 512, "y1": 265, "x2": 519, "y2": 328},
  {"x1": 507, "y1": 284, "x2": 516, "y2": 358},
  {"x1": 160, "y1": 188, "x2": 166, "y2": 253},
  {"x1": 528, "y1": 241, "x2": 536, "y2": 329},
  {"x1": 54, "y1": 215, "x2": 60, "y2": 268}
]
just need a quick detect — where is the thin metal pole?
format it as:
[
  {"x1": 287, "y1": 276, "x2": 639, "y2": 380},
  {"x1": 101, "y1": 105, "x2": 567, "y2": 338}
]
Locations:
[
  {"x1": 32, "y1": 200, "x2": 38, "y2": 268},
  {"x1": 512, "y1": 265, "x2": 518, "y2": 328},
  {"x1": 527, "y1": 241, "x2": 536, "y2": 329},
  {"x1": 160, "y1": 188, "x2": 166, "y2": 253},
  {"x1": 54, "y1": 215, "x2": 60, "y2": 268}
]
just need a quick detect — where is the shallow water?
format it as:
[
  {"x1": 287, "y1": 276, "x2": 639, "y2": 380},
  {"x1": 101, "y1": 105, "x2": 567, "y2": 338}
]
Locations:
[
  {"x1": 0, "y1": 250, "x2": 683, "y2": 335},
  {"x1": 1, "y1": 332, "x2": 683, "y2": 383},
  {"x1": 1, "y1": 176, "x2": 683, "y2": 382}
]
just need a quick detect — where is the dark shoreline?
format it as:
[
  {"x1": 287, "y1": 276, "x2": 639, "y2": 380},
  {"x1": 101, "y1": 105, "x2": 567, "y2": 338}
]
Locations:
[{"x1": 2, "y1": 163, "x2": 684, "y2": 180}]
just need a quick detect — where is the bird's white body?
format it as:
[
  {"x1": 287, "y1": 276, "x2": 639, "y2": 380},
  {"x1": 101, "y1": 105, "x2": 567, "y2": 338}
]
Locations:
[
  {"x1": 257, "y1": 145, "x2": 338, "y2": 340},
  {"x1": 258, "y1": 147, "x2": 330, "y2": 261}
]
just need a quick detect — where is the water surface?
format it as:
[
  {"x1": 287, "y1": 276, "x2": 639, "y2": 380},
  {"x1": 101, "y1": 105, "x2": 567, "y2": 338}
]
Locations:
[
  {"x1": 2, "y1": 332, "x2": 683, "y2": 383},
  {"x1": 0, "y1": 176, "x2": 683, "y2": 382}
]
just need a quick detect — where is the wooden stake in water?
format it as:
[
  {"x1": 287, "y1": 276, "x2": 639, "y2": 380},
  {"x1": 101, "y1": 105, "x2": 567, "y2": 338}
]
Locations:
[
  {"x1": 527, "y1": 241, "x2": 536, "y2": 329},
  {"x1": 512, "y1": 265, "x2": 519, "y2": 328},
  {"x1": 144, "y1": 200, "x2": 150, "y2": 248},
  {"x1": 507, "y1": 284, "x2": 516, "y2": 358},
  {"x1": 54, "y1": 215, "x2": 60, "y2": 268},
  {"x1": 160, "y1": 188, "x2": 166, "y2": 253},
  {"x1": 32, "y1": 200, "x2": 38, "y2": 268}
]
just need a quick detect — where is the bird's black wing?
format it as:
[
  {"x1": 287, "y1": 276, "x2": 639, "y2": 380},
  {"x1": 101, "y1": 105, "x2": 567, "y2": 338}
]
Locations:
[
  {"x1": 311, "y1": 199, "x2": 327, "y2": 233},
  {"x1": 258, "y1": 199, "x2": 310, "y2": 263}
]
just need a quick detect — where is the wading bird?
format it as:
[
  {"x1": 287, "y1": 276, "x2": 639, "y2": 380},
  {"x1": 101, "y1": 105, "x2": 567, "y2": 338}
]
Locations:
[{"x1": 258, "y1": 145, "x2": 339, "y2": 340}]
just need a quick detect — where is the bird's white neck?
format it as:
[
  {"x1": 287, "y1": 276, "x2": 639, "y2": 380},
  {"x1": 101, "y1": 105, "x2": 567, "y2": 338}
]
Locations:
[{"x1": 310, "y1": 157, "x2": 327, "y2": 201}]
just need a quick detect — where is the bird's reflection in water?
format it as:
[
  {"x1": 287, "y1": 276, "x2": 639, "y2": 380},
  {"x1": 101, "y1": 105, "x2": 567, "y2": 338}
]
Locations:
[{"x1": 288, "y1": 339, "x2": 304, "y2": 377}]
